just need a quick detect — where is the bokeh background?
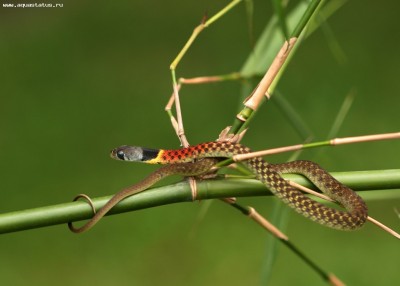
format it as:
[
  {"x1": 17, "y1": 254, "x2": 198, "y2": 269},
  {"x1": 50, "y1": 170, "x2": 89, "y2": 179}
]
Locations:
[{"x1": 1, "y1": 0, "x2": 399, "y2": 285}]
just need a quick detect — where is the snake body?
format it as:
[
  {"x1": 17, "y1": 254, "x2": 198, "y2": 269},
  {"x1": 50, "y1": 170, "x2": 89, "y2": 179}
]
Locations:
[{"x1": 69, "y1": 141, "x2": 368, "y2": 233}]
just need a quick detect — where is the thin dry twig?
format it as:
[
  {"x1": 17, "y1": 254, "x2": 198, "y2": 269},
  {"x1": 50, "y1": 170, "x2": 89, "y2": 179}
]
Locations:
[
  {"x1": 247, "y1": 206, "x2": 288, "y2": 240},
  {"x1": 243, "y1": 38, "x2": 297, "y2": 110}
]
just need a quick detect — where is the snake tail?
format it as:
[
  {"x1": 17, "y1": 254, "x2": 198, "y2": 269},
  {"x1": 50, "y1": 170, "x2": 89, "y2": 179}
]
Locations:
[{"x1": 69, "y1": 155, "x2": 216, "y2": 233}]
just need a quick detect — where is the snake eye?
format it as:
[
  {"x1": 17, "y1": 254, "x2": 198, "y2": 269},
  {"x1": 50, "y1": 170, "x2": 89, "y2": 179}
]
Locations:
[{"x1": 116, "y1": 150, "x2": 125, "y2": 160}]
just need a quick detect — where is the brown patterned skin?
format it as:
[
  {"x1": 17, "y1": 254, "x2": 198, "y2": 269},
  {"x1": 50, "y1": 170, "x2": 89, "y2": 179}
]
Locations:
[{"x1": 69, "y1": 142, "x2": 367, "y2": 233}]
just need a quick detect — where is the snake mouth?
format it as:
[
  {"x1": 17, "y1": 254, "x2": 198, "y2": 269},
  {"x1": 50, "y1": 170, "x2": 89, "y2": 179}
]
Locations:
[
  {"x1": 110, "y1": 145, "x2": 132, "y2": 161},
  {"x1": 110, "y1": 147, "x2": 123, "y2": 160},
  {"x1": 110, "y1": 148, "x2": 118, "y2": 159}
]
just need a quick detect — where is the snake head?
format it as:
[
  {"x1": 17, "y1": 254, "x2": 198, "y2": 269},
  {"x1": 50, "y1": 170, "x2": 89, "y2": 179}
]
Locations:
[{"x1": 110, "y1": 145, "x2": 144, "y2": 162}]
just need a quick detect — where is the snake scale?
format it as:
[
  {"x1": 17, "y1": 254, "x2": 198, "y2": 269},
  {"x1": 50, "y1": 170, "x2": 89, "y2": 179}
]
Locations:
[{"x1": 69, "y1": 141, "x2": 368, "y2": 233}]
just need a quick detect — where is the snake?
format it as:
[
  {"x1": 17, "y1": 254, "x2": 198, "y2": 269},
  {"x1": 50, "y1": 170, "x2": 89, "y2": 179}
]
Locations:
[{"x1": 69, "y1": 141, "x2": 368, "y2": 233}]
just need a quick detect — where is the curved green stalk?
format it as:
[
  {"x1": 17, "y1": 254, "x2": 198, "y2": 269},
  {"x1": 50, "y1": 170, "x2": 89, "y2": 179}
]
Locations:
[{"x1": 0, "y1": 169, "x2": 399, "y2": 235}]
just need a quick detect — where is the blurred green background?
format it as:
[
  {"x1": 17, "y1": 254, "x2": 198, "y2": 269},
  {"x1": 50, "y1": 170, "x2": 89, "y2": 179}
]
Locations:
[{"x1": 0, "y1": 0, "x2": 399, "y2": 285}]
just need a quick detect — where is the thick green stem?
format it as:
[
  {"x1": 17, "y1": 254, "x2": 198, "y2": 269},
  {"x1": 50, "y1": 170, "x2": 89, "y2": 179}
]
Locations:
[{"x1": 0, "y1": 169, "x2": 399, "y2": 234}]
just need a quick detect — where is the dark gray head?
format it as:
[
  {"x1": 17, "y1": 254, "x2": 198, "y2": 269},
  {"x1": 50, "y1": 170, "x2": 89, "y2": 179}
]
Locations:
[{"x1": 110, "y1": 145, "x2": 144, "y2": 162}]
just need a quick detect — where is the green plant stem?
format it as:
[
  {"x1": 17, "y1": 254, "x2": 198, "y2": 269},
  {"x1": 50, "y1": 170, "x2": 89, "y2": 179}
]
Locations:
[
  {"x1": 291, "y1": 0, "x2": 323, "y2": 37},
  {"x1": 0, "y1": 169, "x2": 399, "y2": 235}
]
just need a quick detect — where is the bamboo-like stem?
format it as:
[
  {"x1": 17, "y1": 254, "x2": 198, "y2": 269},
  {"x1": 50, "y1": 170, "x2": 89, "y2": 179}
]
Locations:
[
  {"x1": 232, "y1": 132, "x2": 400, "y2": 162},
  {"x1": 231, "y1": 37, "x2": 298, "y2": 133},
  {"x1": 242, "y1": 37, "x2": 297, "y2": 110},
  {"x1": 230, "y1": 0, "x2": 323, "y2": 134},
  {"x1": 1, "y1": 170, "x2": 399, "y2": 235}
]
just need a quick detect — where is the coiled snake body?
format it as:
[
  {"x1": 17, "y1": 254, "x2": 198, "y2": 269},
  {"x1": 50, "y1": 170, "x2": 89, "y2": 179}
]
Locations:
[{"x1": 69, "y1": 141, "x2": 368, "y2": 233}]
